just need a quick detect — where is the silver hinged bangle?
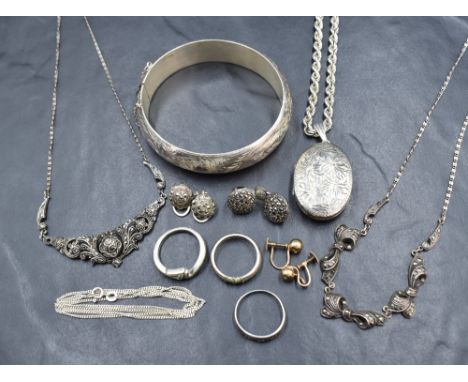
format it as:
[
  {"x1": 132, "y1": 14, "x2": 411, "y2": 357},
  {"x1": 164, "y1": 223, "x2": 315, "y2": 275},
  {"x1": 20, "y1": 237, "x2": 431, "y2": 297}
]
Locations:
[
  {"x1": 134, "y1": 39, "x2": 292, "y2": 174},
  {"x1": 153, "y1": 227, "x2": 207, "y2": 280},
  {"x1": 210, "y1": 233, "x2": 262, "y2": 284},
  {"x1": 233, "y1": 290, "x2": 287, "y2": 342}
]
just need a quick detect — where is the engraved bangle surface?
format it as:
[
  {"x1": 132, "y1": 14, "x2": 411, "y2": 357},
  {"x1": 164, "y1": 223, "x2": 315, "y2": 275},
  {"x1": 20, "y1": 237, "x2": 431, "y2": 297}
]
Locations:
[
  {"x1": 135, "y1": 39, "x2": 292, "y2": 174},
  {"x1": 233, "y1": 290, "x2": 287, "y2": 342},
  {"x1": 153, "y1": 227, "x2": 207, "y2": 280},
  {"x1": 210, "y1": 233, "x2": 262, "y2": 284}
]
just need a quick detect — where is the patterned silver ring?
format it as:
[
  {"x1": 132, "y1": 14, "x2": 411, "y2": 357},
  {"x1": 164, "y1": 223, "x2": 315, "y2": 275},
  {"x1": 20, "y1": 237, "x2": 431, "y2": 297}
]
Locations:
[
  {"x1": 210, "y1": 234, "x2": 262, "y2": 284},
  {"x1": 135, "y1": 39, "x2": 292, "y2": 174},
  {"x1": 234, "y1": 289, "x2": 287, "y2": 342},
  {"x1": 153, "y1": 227, "x2": 207, "y2": 280}
]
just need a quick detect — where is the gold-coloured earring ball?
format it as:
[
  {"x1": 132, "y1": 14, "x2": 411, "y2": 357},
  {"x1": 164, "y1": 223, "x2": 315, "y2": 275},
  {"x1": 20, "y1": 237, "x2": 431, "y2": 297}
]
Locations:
[
  {"x1": 281, "y1": 265, "x2": 297, "y2": 282},
  {"x1": 288, "y1": 239, "x2": 303, "y2": 255}
]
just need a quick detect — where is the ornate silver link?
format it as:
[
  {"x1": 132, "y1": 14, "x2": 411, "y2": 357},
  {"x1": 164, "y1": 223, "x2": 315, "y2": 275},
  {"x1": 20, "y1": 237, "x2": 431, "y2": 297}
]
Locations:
[
  {"x1": 303, "y1": 16, "x2": 339, "y2": 138},
  {"x1": 382, "y1": 305, "x2": 393, "y2": 319}
]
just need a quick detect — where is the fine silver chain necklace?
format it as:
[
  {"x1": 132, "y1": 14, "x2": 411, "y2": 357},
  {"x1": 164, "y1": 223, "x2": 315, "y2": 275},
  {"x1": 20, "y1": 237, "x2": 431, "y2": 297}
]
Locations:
[
  {"x1": 319, "y1": 37, "x2": 468, "y2": 330},
  {"x1": 55, "y1": 285, "x2": 205, "y2": 319},
  {"x1": 293, "y1": 16, "x2": 353, "y2": 220},
  {"x1": 37, "y1": 16, "x2": 166, "y2": 268}
]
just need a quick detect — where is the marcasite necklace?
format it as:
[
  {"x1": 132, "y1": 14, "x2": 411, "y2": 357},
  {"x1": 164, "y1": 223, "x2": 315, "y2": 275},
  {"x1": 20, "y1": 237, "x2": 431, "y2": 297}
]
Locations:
[
  {"x1": 293, "y1": 16, "x2": 353, "y2": 220},
  {"x1": 37, "y1": 17, "x2": 166, "y2": 268},
  {"x1": 319, "y1": 37, "x2": 468, "y2": 329}
]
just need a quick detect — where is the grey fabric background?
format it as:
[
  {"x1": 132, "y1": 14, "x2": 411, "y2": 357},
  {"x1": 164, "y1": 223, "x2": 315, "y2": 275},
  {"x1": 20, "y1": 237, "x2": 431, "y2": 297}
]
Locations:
[{"x1": 0, "y1": 16, "x2": 468, "y2": 365}]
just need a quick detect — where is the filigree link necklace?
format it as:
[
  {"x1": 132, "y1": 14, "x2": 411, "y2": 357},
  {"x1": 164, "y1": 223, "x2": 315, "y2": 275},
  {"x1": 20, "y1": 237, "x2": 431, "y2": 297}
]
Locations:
[
  {"x1": 37, "y1": 17, "x2": 166, "y2": 267},
  {"x1": 319, "y1": 37, "x2": 468, "y2": 329}
]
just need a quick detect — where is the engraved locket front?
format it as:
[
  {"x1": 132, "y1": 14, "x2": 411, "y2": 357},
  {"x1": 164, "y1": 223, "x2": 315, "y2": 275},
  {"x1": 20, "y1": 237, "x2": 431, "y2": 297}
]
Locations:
[{"x1": 293, "y1": 141, "x2": 352, "y2": 220}]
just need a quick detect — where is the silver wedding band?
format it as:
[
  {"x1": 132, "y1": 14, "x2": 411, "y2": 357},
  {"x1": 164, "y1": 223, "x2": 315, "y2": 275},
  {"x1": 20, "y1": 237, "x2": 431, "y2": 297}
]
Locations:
[
  {"x1": 234, "y1": 289, "x2": 287, "y2": 342},
  {"x1": 135, "y1": 39, "x2": 292, "y2": 174},
  {"x1": 210, "y1": 233, "x2": 262, "y2": 284}
]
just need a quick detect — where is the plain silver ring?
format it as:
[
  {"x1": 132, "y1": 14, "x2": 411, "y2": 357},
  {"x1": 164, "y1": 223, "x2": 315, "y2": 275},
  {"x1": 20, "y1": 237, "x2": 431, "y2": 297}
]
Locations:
[
  {"x1": 153, "y1": 227, "x2": 207, "y2": 280},
  {"x1": 210, "y1": 233, "x2": 262, "y2": 284},
  {"x1": 134, "y1": 39, "x2": 292, "y2": 174},
  {"x1": 233, "y1": 289, "x2": 287, "y2": 342}
]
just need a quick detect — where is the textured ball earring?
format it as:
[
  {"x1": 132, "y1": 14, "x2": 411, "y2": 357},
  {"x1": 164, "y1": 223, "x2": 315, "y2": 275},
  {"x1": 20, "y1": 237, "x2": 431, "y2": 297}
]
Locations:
[
  {"x1": 227, "y1": 187, "x2": 256, "y2": 215},
  {"x1": 255, "y1": 186, "x2": 289, "y2": 224},
  {"x1": 169, "y1": 184, "x2": 193, "y2": 217},
  {"x1": 227, "y1": 186, "x2": 289, "y2": 224},
  {"x1": 191, "y1": 191, "x2": 217, "y2": 223}
]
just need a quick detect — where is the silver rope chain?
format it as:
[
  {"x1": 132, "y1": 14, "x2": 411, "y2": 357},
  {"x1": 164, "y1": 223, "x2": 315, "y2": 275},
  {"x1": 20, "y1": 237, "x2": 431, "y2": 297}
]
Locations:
[
  {"x1": 303, "y1": 16, "x2": 339, "y2": 138},
  {"x1": 55, "y1": 286, "x2": 205, "y2": 319}
]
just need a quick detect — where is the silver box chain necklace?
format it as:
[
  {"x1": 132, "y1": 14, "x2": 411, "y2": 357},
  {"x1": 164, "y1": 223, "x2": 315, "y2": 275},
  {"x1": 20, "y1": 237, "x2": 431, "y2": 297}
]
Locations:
[
  {"x1": 37, "y1": 17, "x2": 167, "y2": 267},
  {"x1": 293, "y1": 16, "x2": 353, "y2": 221},
  {"x1": 319, "y1": 36, "x2": 468, "y2": 329}
]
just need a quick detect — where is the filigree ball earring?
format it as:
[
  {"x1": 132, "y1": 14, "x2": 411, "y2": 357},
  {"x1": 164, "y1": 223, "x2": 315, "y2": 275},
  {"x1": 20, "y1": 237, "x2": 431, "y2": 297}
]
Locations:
[
  {"x1": 169, "y1": 184, "x2": 193, "y2": 217},
  {"x1": 227, "y1": 186, "x2": 289, "y2": 224},
  {"x1": 191, "y1": 191, "x2": 217, "y2": 223},
  {"x1": 169, "y1": 184, "x2": 216, "y2": 223}
]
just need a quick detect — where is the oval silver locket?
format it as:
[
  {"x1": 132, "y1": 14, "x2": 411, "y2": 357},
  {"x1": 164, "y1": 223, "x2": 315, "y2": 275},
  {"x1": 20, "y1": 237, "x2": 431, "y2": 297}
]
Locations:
[{"x1": 293, "y1": 141, "x2": 352, "y2": 220}]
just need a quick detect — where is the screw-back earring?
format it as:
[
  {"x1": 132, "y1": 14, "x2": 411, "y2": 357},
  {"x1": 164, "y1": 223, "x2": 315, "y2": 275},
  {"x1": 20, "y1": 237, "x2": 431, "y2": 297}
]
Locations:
[
  {"x1": 281, "y1": 251, "x2": 318, "y2": 288},
  {"x1": 265, "y1": 238, "x2": 303, "y2": 270}
]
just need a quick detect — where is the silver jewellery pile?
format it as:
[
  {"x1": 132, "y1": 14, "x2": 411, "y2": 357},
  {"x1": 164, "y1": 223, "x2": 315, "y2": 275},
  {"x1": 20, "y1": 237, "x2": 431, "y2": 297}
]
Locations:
[
  {"x1": 153, "y1": 227, "x2": 262, "y2": 284},
  {"x1": 55, "y1": 285, "x2": 205, "y2": 319},
  {"x1": 41, "y1": 17, "x2": 468, "y2": 337},
  {"x1": 227, "y1": 186, "x2": 289, "y2": 224},
  {"x1": 134, "y1": 39, "x2": 292, "y2": 174},
  {"x1": 37, "y1": 17, "x2": 166, "y2": 267},
  {"x1": 233, "y1": 290, "x2": 287, "y2": 342},
  {"x1": 293, "y1": 16, "x2": 353, "y2": 220},
  {"x1": 266, "y1": 238, "x2": 318, "y2": 288},
  {"x1": 169, "y1": 184, "x2": 217, "y2": 223},
  {"x1": 319, "y1": 37, "x2": 468, "y2": 330}
]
